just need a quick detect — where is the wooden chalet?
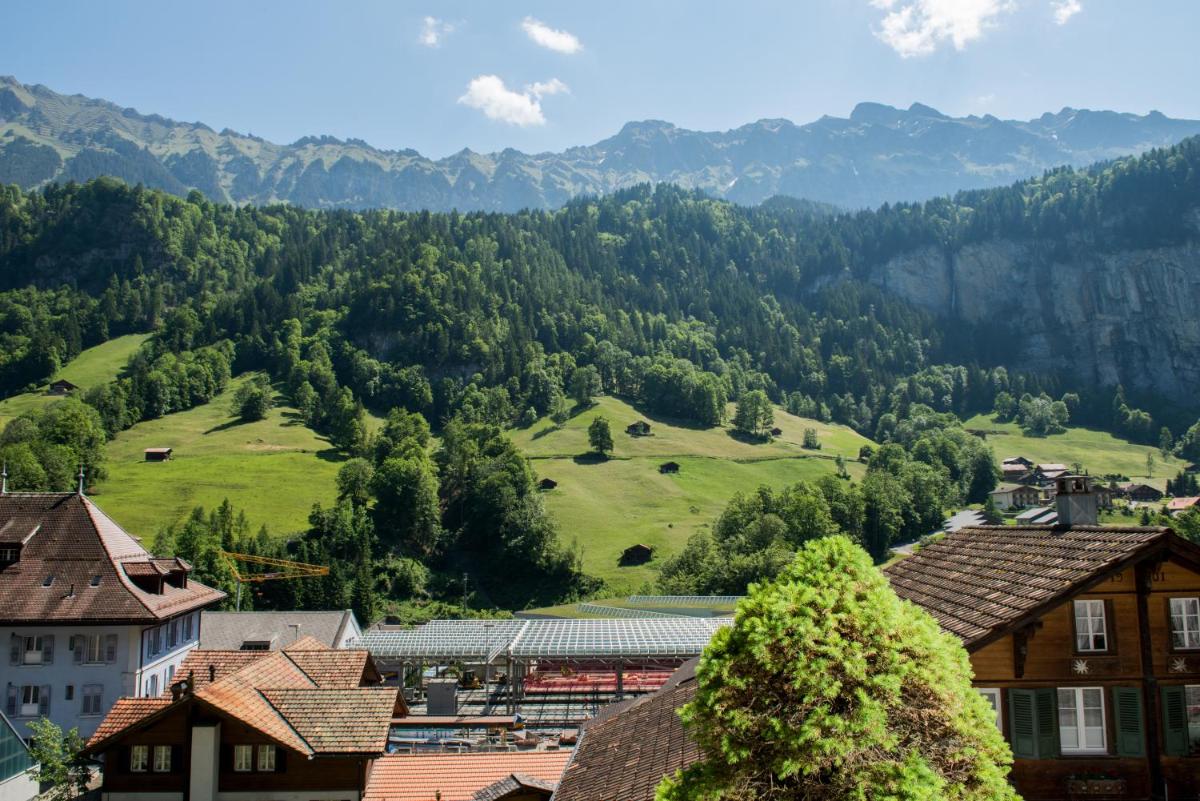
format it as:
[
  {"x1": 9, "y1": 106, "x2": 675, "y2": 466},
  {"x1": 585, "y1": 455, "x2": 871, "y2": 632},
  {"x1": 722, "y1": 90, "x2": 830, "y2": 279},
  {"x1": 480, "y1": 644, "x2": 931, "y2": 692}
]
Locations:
[
  {"x1": 143, "y1": 448, "x2": 173, "y2": 462},
  {"x1": 1120, "y1": 484, "x2": 1166, "y2": 503},
  {"x1": 658, "y1": 462, "x2": 680, "y2": 474},
  {"x1": 47, "y1": 379, "x2": 79, "y2": 396},
  {"x1": 619, "y1": 544, "x2": 654, "y2": 566},
  {"x1": 625, "y1": 421, "x2": 651, "y2": 437},
  {"x1": 886, "y1": 476, "x2": 1200, "y2": 800},
  {"x1": 82, "y1": 637, "x2": 403, "y2": 801}
]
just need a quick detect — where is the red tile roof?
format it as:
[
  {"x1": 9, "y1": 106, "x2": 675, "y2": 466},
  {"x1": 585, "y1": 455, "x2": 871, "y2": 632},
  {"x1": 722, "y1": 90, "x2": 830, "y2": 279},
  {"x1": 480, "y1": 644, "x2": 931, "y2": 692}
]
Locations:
[
  {"x1": 87, "y1": 698, "x2": 171, "y2": 745},
  {"x1": 88, "y1": 645, "x2": 398, "y2": 758},
  {"x1": 1167, "y1": 496, "x2": 1199, "y2": 511},
  {"x1": 364, "y1": 752, "x2": 572, "y2": 801},
  {"x1": 260, "y1": 688, "x2": 398, "y2": 753},
  {"x1": 472, "y1": 773, "x2": 557, "y2": 801},
  {"x1": 885, "y1": 525, "x2": 1181, "y2": 646},
  {"x1": 0, "y1": 493, "x2": 224, "y2": 624}
]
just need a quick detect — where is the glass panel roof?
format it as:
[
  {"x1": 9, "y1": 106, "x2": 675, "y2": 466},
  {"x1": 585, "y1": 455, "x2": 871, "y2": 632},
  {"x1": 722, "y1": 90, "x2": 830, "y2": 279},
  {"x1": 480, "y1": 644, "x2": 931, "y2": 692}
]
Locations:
[{"x1": 354, "y1": 618, "x2": 730, "y2": 660}]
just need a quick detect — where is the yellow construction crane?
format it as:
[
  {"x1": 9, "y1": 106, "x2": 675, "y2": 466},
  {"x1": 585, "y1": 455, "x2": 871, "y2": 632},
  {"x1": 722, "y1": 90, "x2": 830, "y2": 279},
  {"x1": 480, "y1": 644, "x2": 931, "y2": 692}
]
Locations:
[{"x1": 218, "y1": 551, "x2": 330, "y2": 610}]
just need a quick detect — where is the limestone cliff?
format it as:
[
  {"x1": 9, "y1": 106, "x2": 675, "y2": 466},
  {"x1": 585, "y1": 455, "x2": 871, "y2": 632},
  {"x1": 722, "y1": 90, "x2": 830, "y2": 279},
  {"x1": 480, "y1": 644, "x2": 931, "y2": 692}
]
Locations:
[{"x1": 865, "y1": 237, "x2": 1200, "y2": 402}]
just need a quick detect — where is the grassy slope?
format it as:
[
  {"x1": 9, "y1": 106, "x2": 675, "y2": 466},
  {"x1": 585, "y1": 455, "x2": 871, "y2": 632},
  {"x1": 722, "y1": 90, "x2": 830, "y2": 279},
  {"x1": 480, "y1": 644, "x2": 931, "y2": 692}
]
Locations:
[
  {"x1": 964, "y1": 413, "x2": 1184, "y2": 489},
  {"x1": 91, "y1": 373, "x2": 341, "y2": 542},
  {"x1": 0, "y1": 334, "x2": 151, "y2": 427},
  {"x1": 506, "y1": 396, "x2": 873, "y2": 593}
]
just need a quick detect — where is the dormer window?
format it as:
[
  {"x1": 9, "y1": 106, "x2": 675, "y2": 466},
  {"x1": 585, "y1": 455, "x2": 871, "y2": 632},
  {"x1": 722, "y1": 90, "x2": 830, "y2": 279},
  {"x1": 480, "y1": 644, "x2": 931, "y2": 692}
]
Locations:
[{"x1": 0, "y1": 546, "x2": 18, "y2": 564}]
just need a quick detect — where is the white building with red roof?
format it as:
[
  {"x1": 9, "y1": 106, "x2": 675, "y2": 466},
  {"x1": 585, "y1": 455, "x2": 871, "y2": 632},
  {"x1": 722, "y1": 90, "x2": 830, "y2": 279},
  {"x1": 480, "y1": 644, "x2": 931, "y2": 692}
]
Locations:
[{"x1": 0, "y1": 490, "x2": 224, "y2": 738}]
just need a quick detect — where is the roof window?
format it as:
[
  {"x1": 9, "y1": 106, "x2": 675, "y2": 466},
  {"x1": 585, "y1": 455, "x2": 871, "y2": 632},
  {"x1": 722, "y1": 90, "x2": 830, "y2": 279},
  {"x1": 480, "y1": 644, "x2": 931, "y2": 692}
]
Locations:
[
  {"x1": 90, "y1": 575, "x2": 102, "y2": 587},
  {"x1": 42, "y1": 575, "x2": 54, "y2": 587}
]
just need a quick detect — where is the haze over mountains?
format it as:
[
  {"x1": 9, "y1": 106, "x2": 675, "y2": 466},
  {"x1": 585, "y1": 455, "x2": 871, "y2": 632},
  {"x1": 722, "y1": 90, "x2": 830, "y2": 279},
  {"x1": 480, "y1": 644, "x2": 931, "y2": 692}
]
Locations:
[{"x1": 3, "y1": 75, "x2": 1200, "y2": 212}]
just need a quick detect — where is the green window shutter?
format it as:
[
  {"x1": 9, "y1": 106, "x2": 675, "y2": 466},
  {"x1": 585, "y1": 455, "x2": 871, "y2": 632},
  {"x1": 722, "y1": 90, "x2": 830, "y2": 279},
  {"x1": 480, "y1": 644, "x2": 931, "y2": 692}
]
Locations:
[
  {"x1": 1161, "y1": 685, "x2": 1190, "y2": 757},
  {"x1": 1009, "y1": 689, "x2": 1038, "y2": 758},
  {"x1": 1034, "y1": 687, "x2": 1060, "y2": 759},
  {"x1": 1112, "y1": 687, "x2": 1145, "y2": 757}
]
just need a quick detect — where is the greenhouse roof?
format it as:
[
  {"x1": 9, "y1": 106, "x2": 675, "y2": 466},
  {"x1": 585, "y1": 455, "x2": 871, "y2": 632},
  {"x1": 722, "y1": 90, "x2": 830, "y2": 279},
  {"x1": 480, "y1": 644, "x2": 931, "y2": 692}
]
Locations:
[{"x1": 355, "y1": 617, "x2": 729, "y2": 661}]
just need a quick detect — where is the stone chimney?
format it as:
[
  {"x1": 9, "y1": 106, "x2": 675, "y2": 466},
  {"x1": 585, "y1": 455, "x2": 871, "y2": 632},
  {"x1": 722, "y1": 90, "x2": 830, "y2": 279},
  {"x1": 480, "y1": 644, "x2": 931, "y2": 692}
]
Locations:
[{"x1": 1055, "y1": 475, "x2": 1098, "y2": 527}]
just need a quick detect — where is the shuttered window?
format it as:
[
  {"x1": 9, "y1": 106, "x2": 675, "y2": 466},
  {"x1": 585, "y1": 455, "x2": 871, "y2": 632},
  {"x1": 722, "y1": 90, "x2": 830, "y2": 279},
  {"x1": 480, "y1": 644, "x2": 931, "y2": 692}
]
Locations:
[
  {"x1": 1008, "y1": 688, "x2": 1059, "y2": 759},
  {"x1": 1111, "y1": 687, "x2": 1144, "y2": 757},
  {"x1": 1059, "y1": 687, "x2": 1106, "y2": 753},
  {"x1": 1161, "y1": 685, "x2": 1200, "y2": 757}
]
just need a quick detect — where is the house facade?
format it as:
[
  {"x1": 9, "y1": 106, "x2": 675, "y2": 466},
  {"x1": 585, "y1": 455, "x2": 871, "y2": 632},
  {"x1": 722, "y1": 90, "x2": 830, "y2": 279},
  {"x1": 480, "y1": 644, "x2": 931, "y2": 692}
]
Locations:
[
  {"x1": 83, "y1": 638, "x2": 400, "y2": 801},
  {"x1": 990, "y1": 483, "x2": 1041, "y2": 510},
  {"x1": 0, "y1": 492, "x2": 224, "y2": 738},
  {"x1": 887, "y1": 477, "x2": 1200, "y2": 801}
]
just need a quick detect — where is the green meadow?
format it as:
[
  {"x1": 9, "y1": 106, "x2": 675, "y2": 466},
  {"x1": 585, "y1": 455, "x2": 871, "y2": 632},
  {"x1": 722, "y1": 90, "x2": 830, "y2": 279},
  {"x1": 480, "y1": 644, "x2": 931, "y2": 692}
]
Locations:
[
  {"x1": 963, "y1": 413, "x2": 1184, "y2": 489},
  {"x1": 507, "y1": 396, "x2": 874, "y2": 593},
  {"x1": 90, "y1": 373, "x2": 342, "y2": 543},
  {"x1": 0, "y1": 334, "x2": 151, "y2": 428}
]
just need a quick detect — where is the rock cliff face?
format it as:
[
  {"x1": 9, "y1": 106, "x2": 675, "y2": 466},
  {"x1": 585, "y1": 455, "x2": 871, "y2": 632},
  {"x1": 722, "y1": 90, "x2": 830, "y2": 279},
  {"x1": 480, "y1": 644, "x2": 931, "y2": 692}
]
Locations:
[{"x1": 867, "y1": 238, "x2": 1200, "y2": 402}]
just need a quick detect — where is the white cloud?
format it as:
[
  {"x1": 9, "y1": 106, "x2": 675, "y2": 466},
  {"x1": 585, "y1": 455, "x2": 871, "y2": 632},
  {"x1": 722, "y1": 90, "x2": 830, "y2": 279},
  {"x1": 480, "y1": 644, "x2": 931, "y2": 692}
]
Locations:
[
  {"x1": 457, "y1": 75, "x2": 569, "y2": 127},
  {"x1": 419, "y1": 16, "x2": 454, "y2": 47},
  {"x1": 1051, "y1": 0, "x2": 1082, "y2": 24},
  {"x1": 521, "y1": 17, "x2": 583, "y2": 54},
  {"x1": 869, "y1": 0, "x2": 1016, "y2": 58}
]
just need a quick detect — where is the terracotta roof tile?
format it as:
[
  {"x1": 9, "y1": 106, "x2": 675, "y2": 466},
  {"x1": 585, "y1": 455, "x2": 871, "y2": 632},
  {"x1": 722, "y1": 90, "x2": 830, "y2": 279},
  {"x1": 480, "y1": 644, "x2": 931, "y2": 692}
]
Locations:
[
  {"x1": 885, "y1": 525, "x2": 1171, "y2": 646},
  {"x1": 554, "y1": 661, "x2": 701, "y2": 801},
  {"x1": 472, "y1": 773, "x2": 557, "y2": 801},
  {"x1": 260, "y1": 688, "x2": 397, "y2": 753},
  {"x1": 86, "y1": 698, "x2": 171, "y2": 748},
  {"x1": 283, "y1": 634, "x2": 331, "y2": 651},
  {"x1": 285, "y1": 649, "x2": 374, "y2": 688},
  {"x1": 0, "y1": 494, "x2": 223, "y2": 624},
  {"x1": 169, "y1": 650, "x2": 268, "y2": 694},
  {"x1": 365, "y1": 752, "x2": 572, "y2": 801},
  {"x1": 195, "y1": 651, "x2": 315, "y2": 753}
]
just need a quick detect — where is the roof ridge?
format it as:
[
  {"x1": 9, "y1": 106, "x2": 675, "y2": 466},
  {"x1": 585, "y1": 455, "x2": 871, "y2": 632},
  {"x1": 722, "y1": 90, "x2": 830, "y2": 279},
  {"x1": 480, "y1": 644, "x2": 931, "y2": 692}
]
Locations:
[{"x1": 256, "y1": 687, "x2": 316, "y2": 755}]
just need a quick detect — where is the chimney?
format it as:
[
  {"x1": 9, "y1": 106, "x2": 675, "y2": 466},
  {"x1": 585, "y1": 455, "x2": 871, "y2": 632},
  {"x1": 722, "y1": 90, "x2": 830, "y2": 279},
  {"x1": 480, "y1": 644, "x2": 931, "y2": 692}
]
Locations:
[{"x1": 1055, "y1": 475, "x2": 1098, "y2": 527}]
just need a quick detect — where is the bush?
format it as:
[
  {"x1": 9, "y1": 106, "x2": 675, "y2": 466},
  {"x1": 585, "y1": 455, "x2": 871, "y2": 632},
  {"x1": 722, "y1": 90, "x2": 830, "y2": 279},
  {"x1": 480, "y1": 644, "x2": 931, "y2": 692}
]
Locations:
[{"x1": 659, "y1": 536, "x2": 1018, "y2": 801}]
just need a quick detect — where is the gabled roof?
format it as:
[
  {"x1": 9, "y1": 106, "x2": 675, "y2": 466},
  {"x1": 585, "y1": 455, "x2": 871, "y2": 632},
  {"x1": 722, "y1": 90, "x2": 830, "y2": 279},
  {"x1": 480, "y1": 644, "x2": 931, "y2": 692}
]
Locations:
[
  {"x1": 87, "y1": 640, "x2": 399, "y2": 758},
  {"x1": 1167, "y1": 496, "x2": 1199, "y2": 511},
  {"x1": 554, "y1": 660, "x2": 701, "y2": 801},
  {"x1": 0, "y1": 493, "x2": 223, "y2": 624},
  {"x1": 200, "y1": 609, "x2": 360, "y2": 650},
  {"x1": 365, "y1": 752, "x2": 572, "y2": 801},
  {"x1": 884, "y1": 525, "x2": 1196, "y2": 648},
  {"x1": 473, "y1": 773, "x2": 558, "y2": 801}
]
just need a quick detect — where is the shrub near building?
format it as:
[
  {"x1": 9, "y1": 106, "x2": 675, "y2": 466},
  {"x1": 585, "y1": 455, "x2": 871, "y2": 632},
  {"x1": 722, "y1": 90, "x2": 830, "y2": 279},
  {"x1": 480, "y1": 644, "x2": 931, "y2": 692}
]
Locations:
[{"x1": 658, "y1": 536, "x2": 1019, "y2": 801}]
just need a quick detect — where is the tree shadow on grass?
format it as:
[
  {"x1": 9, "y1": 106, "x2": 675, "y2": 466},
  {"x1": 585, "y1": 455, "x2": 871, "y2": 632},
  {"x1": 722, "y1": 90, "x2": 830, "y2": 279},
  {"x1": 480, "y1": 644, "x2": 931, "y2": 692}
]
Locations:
[
  {"x1": 572, "y1": 452, "x2": 609, "y2": 465},
  {"x1": 725, "y1": 429, "x2": 771, "y2": 445},
  {"x1": 280, "y1": 410, "x2": 309, "y2": 428},
  {"x1": 203, "y1": 417, "x2": 251, "y2": 435},
  {"x1": 315, "y1": 448, "x2": 350, "y2": 463},
  {"x1": 531, "y1": 424, "x2": 561, "y2": 441}
]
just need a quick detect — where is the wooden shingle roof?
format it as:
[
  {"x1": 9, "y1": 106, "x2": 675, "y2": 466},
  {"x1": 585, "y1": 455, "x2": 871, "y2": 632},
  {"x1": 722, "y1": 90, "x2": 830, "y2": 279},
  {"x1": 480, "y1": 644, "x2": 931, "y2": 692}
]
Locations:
[
  {"x1": 885, "y1": 525, "x2": 1173, "y2": 647},
  {"x1": 554, "y1": 660, "x2": 701, "y2": 801}
]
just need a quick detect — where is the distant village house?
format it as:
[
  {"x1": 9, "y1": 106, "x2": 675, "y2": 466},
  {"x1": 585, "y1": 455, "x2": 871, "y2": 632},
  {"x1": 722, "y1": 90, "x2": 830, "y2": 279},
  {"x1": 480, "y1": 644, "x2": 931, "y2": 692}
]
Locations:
[
  {"x1": 658, "y1": 461, "x2": 680, "y2": 474},
  {"x1": 989, "y1": 483, "x2": 1040, "y2": 510},
  {"x1": 626, "y1": 421, "x2": 652, "y2": 437},
  {"x1": 143, "y1": 448, "x2": 173, "y2": 462},
  {"x1": 619, "y1": 544, "x2": 654, "y2": 566},
  {"x1": 46, "y1": 379, "x2": 78, "y2": 396}
]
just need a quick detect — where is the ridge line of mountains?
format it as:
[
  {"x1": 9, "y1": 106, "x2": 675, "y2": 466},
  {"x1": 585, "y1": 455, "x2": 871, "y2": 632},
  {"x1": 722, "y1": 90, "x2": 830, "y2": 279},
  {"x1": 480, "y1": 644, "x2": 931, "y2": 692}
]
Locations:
[{"x1": 3, "y1": 75, "x2": 1200, "y2": 212}]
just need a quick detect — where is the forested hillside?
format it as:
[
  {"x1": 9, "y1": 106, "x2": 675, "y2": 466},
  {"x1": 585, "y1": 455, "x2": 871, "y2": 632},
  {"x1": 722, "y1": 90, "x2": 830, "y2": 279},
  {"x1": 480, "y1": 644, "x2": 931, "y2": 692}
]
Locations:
[{"x1": 1, "y1": 135, "x2": 1199, "y2": 612}]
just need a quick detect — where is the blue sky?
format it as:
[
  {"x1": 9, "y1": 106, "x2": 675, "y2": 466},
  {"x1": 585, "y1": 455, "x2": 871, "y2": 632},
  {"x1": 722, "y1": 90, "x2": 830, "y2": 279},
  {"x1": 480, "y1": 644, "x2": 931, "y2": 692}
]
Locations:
[{"x1": 3, "y1": 0, "x2": 1197, "y2": 158}]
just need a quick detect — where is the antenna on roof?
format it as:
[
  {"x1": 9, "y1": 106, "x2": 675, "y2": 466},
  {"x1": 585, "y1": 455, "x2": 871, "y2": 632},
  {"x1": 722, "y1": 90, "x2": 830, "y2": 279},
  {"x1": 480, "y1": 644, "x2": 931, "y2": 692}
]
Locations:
[
  {"x1": 1, "y1": 461, "x2": 7, "y2": 494},
  {"x1": 77, "y1": 465, "x2": 85, "y2": 496}
]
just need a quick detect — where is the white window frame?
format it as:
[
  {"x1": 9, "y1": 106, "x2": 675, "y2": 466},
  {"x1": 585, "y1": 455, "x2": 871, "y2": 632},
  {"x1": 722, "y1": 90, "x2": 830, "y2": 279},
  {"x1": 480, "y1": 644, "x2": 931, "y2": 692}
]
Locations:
[
  {"x1": 19, "y1": 685, "x2": 39, "y2": 717},
  {"x1": 152, "y1": 745, "x2": 171, "y2": 773},
  {"x1": 130, "y1": 745, "x2": 149, "y2": 773},
  {"x1": 1073, "y1": 599, "x2": 1108, "y2": 652},
  {"x1": 977, "y1": 688, "x2": 1002, "y2": 730},
  {"x1": 1170, "y1": 597, "x2": 1200, "y2": 650},
  {"x1": 1058, "y1": 686, "x2": 1107, "y2": 754},
  {"x1": 84, "y1": 634, "x2": 104, "y2": 665},
  {"x1": 1188, "y1": 685, "x2": 1200, "y2": 750},
  {"x1": 21, "y1": 636, "x2": 43, "y2": 665},
  {"x1": 81, "y1": 684, "x2": 103, "y2": 716},
  {"x1": 233, "y1": 745, "x2": 253, "y2": 772},
  {"x1": 257, "y1": 744, "x2": 275, "y2": 772}
]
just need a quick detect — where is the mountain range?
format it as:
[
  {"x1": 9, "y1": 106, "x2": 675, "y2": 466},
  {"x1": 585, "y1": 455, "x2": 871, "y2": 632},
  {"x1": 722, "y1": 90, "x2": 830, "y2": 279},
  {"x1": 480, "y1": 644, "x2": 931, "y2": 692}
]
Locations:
[{"x1": 3, "y1": 75, "x2": 1200, "y2": 212}]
